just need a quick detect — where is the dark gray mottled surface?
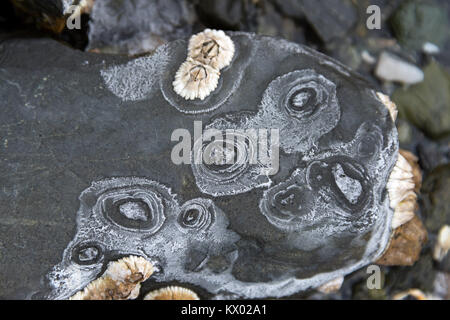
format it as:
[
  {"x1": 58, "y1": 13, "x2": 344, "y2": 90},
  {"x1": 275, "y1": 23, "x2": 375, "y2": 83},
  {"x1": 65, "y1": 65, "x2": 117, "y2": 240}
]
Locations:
[
  {"x1": 87, "y1": 0, "x2": 196, "y2": 55},
  {"x1": 0, "y1": 32, "x2": 398, "y2": 299}
]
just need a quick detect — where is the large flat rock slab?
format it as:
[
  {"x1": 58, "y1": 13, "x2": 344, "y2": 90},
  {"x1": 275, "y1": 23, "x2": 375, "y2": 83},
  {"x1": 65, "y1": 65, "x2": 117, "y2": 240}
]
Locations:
[{"x1": 0, "y1": 32, "x2": 398, "y2": 299}]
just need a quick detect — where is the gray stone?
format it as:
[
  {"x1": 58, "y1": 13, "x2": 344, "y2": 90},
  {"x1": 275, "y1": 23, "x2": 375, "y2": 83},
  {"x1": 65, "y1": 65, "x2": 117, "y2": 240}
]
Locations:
[
  {"x1": 393, "y1": 61, "x2": 450, "y2": 140},
  {"x1": 87, "y1": 0, "x2": 196, "y2": 55},
  {"x1": 422, "y1": 164, "x2": 450, "y2": 234},
  {"x1": 390, "y1": 0, "x2": 450, "y2": 50},
  {"x1": 276, "y1": 0, "x2": 358, "y2": 43},
  {"x1": 0, "y1": 32, "x2": 398, "y2": 299}
]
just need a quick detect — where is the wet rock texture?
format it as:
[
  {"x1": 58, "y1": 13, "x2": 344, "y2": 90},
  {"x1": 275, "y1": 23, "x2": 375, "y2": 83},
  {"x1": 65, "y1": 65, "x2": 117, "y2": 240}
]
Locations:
[
  {"x1": 0, "y1": 31, "x2": 398, "y2": 299},
  {"x1": 390, "y1": 0, "x2": 450, "y2": 50},
  {"x1": 393, "y1": 61, "x2": 450, "y2": 140},
  {"x1": 87, "y1": 0, "x2": 196, "y2": 55},
  {"x1": 1, "y1": 0, "x2": 450, "y2": 300},
  {"x1": 8, "y1": 0, "x2": 68, "y2": 33},
  {"x1": 422, "y1": 164, "x2": 450, "y2": 234}
]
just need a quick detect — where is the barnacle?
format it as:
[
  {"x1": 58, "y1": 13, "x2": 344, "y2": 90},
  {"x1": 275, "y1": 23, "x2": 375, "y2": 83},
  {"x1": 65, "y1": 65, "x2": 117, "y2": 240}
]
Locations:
[
  {"x1": 378, "y1": 151, "x2": 425, "y2": 266},
  {"x1": 387, "y1": 151, "x2": 420, "y2": 229},
  {"x1": 188, "y1": 29, "x2": 235, "y2": 70},
  {"x1": 433, "y1": 225, "x2": 450, "y2": 262},
  {"x1": 70, "y1": 256, "x2": 153, "y2": 300},
  {"x1": 144, "y1": 286, "x2": 200, "y2": 300},
  {"x1": 104, "y1": 255, "x2": 154, "y2": 282},
  {"x1": 173, "y1": 58, "x2": 220, "y2": 100}
]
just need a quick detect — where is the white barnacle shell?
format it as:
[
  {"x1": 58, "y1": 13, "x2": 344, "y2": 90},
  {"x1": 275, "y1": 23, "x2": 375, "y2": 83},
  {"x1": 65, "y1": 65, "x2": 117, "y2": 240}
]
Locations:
[
  {"x1": 387, "y1": 152, "x2": 418, "y2": 229},
  {"x1": 105, "y1": 255, "x2": 154, "y2": 283},
  {"x1": 188, "y1": 29, "x2": 235, "y2": 70},
  {"x1": 144, "y1": 286, "x2": 200, "y2": 300},
  {"x1": 376, "y1": 92, "x2": 398, "y2": 122},
  {"x1": 173, "y1": 58, "x2": 220, "y2": 101},
  {"x1": 433, "y1": 225, "x2": 450, "y2": 262},
  {"x1": 317, "y1": 277, "x2": 344, "y2": 294},
  {"x1": 70, "y1": 255, "x2": 154, "y2": 300}
]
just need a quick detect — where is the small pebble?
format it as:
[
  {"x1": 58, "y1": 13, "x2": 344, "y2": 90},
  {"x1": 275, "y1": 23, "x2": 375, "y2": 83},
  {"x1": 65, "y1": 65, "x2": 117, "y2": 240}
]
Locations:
[
  {"x1": 422, "y1": 42, "x2": 440, "y2": 55},
  {"x1": 375, "y1": 51, "x2": 424, "y2": 85}
]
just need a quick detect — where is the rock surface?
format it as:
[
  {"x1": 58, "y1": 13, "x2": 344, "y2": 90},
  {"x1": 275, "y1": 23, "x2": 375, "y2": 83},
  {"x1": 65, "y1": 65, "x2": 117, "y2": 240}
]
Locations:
[
  {"x1": 0, "y1": 32, "x2": 399, "y2": 299},
  {"x1": 87, "y1": 0, "x2": 196, "y2": 55},
  {"x1": 393, "y1": 61, "x2": 450, "y2": 140},
  {"x1": 422, "y1": 164, "x2": 450, "y2": 234}
]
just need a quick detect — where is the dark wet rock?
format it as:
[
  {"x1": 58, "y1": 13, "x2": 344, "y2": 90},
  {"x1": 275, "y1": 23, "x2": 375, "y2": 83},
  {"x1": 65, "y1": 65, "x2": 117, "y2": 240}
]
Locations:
[
  {"x1": 393, "y1": 61, "x2": 450, "y2": 140},
  {"x1": 390, "y1": 0, "x2": 449, "y2": 51},
  {"x1": 272, "y1": 0, "x2": 306, "y2": 21},
  {"x1": 0, "y1": 32, "x2": 398, "y2": 299},
  {"x1": 195, "y1": 0, "x2": 257, "y2": 31},
  {"x1": 9, "y1": 0, "x2": 69, "y2": 33},
  {"x1": 87, "y1": 0, "x2": 196, "y2": 55},
  {"x1": 385, "y1": 250, "x2": 437, "y2": 294},
  {"x1": 256, "y1": 1, "x2": 306, "y2": 45},
  {"x1": 436, "y1": 254, "x2": 450, "y2": 273},
  {"x1": 275, "y1": 0, "x2": 358, "y2": 43},
  {"x1": 327, "y1": 40, "x2": 362, "y2": 71},
  {"x1": 421, "y1": 164, "x2": 450, "y2": 234},
  {"x1": 416, "y1": 140, "x2": 449, "y2": 173},
  {"x1": 376, "y1": 215, "x2": 427, "y2": 266}
]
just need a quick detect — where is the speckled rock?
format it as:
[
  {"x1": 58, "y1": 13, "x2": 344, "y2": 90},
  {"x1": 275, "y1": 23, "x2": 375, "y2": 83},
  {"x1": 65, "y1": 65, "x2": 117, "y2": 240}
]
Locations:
[
  {"x1": 390, "y1": 0, "x2": 449, "y2": 50},
  {"x1": 195, "y1": 0, "x2": 257, "y2": 31},
  {"x1": 273, "y1": 0, "x2": 357, "y2": 43},
  {"x1": 385, "y1": 251, "x2": 437, "y2": 294},
  {"x1": 87, "y1": 0, "x2": 196, "y2": 55},
  {"x1": 0, "y1": 32, "x2": 399, "y2": 299},
  {"x1": 9, "y1": 0, "x2": 71, "y2": 33}
]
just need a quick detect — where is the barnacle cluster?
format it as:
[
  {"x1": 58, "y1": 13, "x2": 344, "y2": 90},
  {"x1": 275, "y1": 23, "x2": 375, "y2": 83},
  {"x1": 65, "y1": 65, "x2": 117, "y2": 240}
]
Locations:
[
  {"x1": 173, "y1": 29, "x2": 235, "y2": 100},
  {"x1": 70, "y1": 256, "x2": 154, "y2": 300},
  {"x1": 378, "y1": 92, "x2": 420, "y2": 230},
  {"x1": 392, "y1": 289, "x2": 439, "y2": 300},
  {"x1": 387, "y1": 151, "x2": 420, "y2": 229}
]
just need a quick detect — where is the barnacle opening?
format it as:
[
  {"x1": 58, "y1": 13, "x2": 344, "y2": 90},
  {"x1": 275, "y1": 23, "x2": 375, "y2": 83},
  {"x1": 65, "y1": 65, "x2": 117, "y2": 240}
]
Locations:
[
  {"x1": 188, "y1": 29, "x2": 235, "y2": 70},
  {"x1": 173, "y1": 58, "x2": 220, "y2": 101}
]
